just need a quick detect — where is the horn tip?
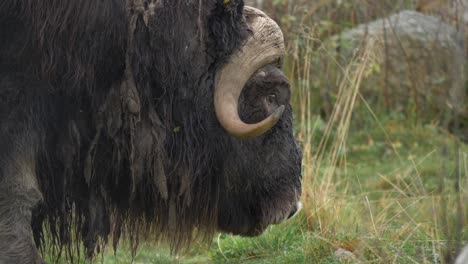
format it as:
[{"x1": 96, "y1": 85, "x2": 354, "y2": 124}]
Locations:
[{"x1": 273, "y1": 105, "x2": 285, "y2": 120}]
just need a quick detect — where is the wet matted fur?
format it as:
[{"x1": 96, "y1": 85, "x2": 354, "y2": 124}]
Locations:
[{"x1": 0, "y1": 0, "x2": 301, "y2": 262}]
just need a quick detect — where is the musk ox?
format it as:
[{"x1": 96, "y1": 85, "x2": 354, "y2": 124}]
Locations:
[{"x1": 0, "y1": 0, "x2": 302, "y2": 262}]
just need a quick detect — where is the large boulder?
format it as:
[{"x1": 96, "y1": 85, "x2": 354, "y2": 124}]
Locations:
[{"x1": 323, "y1": 11, "x2": 466, "y2": 133}]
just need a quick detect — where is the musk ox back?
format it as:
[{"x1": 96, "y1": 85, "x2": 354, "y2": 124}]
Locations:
[{"x1": 0, "y1": 0, "x2": 302, "y2": 262}]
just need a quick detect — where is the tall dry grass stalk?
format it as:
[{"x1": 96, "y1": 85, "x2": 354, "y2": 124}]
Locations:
[
  {"x1": 287, "y1": 26, "x2": 466, "y2": 263},
  {"x1": 293, "y1": 36, "x2": 378, "y2": 233},
  {"x1": 276, "y1": 1, "x2": 467, "y2": 261}
]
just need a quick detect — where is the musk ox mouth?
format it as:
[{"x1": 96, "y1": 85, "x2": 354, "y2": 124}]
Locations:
[
  {"x1": 220, "y1": 199, "x2": 302, "y2": 237},
  {"x1": 240, "y1": 201, "x2": 302, "y2": 237},
  {"x1": 266, "y1": 200, "x2": 302, "y2": 226}
]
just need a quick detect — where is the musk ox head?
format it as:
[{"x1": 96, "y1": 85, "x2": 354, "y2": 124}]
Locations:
[
  {"x1": 134, "y1": 2, "x2": 302, "y2": 238},
  {"x1": 141, "y1": 1, "x2": 301, "y2": 236}
]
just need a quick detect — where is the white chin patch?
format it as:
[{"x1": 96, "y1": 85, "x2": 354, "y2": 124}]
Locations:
[
  {"x1": 283, "y1": 201, "x2": 302, "y2": 223},
  {"x1": 290, "y1": 201, "x2": 302, "y2": 220},
  {"x1": 272, "y1": 201, "x2": 303, "y2": 225}
]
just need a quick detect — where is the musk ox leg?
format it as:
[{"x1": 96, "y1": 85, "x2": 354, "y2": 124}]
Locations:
[{"x1": 0, "y1": 136, "x2": 44, "y2": 264}]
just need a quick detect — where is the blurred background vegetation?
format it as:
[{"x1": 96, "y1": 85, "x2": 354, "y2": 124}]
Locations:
[{"x1": 62, "y1": 1, "x2": 467, "y2": 263}]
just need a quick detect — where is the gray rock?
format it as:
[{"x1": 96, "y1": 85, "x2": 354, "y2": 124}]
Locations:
[
  {"x1": 324, "y1": 11, "x2": 466, "y2": 128},
  {"x1": 455, "y1": 245, "x2": 468, "y2": 264},
  {"x1": 334, "y1": 248, "x2": 356, "y2": 261}
]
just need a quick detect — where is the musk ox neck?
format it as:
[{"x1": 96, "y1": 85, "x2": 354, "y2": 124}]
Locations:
[
  {"x1": 35, "y1": 51, "x2": 222, "y2": 259},
  {"x1": 7, "y1": 0, "x2": 241, "y2": 258}
]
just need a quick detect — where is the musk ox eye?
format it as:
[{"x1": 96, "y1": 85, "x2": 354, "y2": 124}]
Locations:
[{"x1": 266, "y1": 94, "x2": 277, "y2": 104}]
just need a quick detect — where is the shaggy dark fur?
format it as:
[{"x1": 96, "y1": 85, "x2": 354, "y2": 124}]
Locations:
[{"x1": 0, "y1": 0, "x2": 301, "y2": 262}]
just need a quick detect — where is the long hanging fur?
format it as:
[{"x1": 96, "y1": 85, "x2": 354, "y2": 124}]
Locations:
[{"x1": 0, "y1": 0, "x2": 248, "y2": 259}]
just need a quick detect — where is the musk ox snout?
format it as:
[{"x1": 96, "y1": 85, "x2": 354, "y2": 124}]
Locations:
[
  {"x1": 268, "y1": 200, "x2": 302, "y2": 227},
  {"x1": 269, "y1": 198, "x2": 302, "y2": 226}
]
